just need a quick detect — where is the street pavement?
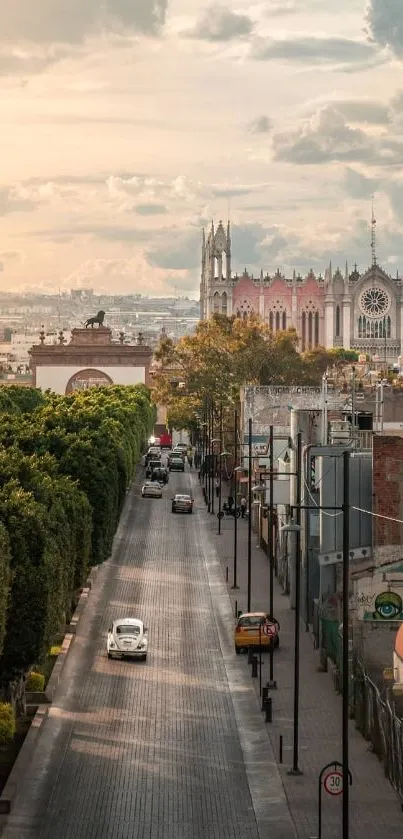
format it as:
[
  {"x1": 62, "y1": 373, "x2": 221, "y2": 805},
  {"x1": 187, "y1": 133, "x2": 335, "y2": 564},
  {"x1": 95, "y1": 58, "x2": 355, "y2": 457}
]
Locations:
[
  {"x1": 209, "y1": 479, "x2": 403, "y2": 839},
  {"x1": 2, "y1": 463, "x2": 296, "y2": 839}
]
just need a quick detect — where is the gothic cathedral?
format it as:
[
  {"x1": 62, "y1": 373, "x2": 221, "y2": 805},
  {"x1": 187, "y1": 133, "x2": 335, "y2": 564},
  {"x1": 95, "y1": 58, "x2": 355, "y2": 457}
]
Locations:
[{"x1": 199, "y1": 220, "x2": 402, "y2": 363}]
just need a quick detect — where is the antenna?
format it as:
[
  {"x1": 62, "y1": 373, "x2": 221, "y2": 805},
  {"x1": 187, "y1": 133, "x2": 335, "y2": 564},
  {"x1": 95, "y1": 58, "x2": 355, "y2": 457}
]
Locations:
[{"x1": 371, "y1": 198, "x2": 377, "y2": 268}]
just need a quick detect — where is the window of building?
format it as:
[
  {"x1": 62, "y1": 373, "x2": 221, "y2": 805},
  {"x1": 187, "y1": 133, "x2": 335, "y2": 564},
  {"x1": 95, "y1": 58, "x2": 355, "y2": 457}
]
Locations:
[
  {"x1": 302, "y1": 312, "x2": 306, "y2": 351},
  {"x1": 282, "y1": 311, "x2": 286, "y2": 330},
  {"x1": 335, "y1": 305, "x2": 340, "y2": 337},
  {"x1": 314, "y1": 311, "x2": 319, "y2": 346},
  {"x1": 221, "y1": 291, "x2": 227, "y2": 314},
  {"x1": 275, "y1": 311, "x2": 280, "y2": 331},
  {"x1": 308, "y1": 311, "x2": 313, "y2": 347},
  {"x1": 213, "y1": 292, "x2": 220, "y2": 313},
  {"x1": 269, "y1": 311, "x2": 273, "y2": 330}
]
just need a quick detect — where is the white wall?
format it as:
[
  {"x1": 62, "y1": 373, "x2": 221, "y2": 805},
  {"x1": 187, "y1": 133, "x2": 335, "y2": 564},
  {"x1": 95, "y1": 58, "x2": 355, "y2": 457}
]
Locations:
[{"x1": 36, "y1": 365, "x2": 145, "y2": 394}]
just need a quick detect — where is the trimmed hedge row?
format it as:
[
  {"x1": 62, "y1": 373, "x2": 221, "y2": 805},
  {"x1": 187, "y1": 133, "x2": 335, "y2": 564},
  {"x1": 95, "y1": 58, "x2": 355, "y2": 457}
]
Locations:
[{"x1": 0, "y1": 384, "x2": 155, "y2": 695}]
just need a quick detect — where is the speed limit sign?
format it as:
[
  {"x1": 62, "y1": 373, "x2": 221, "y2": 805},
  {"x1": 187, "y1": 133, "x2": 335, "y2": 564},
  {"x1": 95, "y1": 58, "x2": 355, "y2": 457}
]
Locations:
[{"x1": 323, "y1": 770, "x2": 343, "y2": 796}]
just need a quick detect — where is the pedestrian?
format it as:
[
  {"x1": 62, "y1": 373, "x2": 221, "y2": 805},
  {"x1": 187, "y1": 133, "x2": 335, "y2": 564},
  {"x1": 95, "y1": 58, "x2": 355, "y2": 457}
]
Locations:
[
  {"x1": 187, "y1": 452, "x2": 193, "y2": 468},
  {"x1": 214, "y1": 476, "x2": 220, "y2": 498},
  {"x1": 227, "y1": 494, "x2": 234, "y2": 513},
  {"x1": 240, "y1": 495, "x2": 247, "y2": 518}
]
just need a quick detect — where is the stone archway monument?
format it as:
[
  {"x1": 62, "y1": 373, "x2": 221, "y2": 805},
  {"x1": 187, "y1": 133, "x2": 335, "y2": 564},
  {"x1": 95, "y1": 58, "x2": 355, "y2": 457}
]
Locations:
[{"x1": 30, "y1": 325, "x2": 152, "y2": 395}]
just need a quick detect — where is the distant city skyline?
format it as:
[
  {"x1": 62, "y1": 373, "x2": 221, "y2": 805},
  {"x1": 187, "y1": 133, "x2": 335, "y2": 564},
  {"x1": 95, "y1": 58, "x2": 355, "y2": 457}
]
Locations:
[{"x1": 0, "y1": 1, "x2": 402, "y2": 296}]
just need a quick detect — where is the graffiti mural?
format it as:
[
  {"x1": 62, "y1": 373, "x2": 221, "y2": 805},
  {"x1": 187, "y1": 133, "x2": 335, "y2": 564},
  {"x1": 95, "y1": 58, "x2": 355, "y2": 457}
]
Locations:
[{"x1": 355, "y1": 580, "x2": 403, "y2": 620}]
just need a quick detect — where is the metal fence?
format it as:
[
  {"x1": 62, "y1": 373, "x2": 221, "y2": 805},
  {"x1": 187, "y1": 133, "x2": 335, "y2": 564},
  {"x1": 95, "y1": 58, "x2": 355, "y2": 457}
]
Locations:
[{"x1": 353, "y1": 658, "x2": 403, "y2": 806}]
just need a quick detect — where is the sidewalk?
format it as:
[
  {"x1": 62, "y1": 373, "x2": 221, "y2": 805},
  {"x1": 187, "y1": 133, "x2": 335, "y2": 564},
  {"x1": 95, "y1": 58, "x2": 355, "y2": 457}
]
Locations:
[{"x1": 199, "y1": 487, "x2": 403, "y2": 839}]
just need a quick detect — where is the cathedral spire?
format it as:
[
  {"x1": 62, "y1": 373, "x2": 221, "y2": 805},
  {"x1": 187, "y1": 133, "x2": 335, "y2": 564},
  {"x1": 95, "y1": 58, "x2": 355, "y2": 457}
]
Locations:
[{"x1": 371, "y1": 200, "x2": 377, "y2": 267}]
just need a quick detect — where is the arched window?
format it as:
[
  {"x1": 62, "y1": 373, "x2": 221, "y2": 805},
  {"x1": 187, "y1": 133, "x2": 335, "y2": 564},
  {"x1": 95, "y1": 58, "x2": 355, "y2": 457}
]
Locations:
[
  {"x1": 335, "y1": 305, "x2": 340, "y2": 337},
  {"x1": 213, "y1": 292, "x2": 220, "y2": 313},
  {"x1": 358, "y1": 316, "x2": 362, "y2": 338},
  {"x1": 282, "y1": 311, "x2": 287, "y2": 330},
  {"x1": 308, "y1": 311, "x2": 313, "y2": 347},
  {"x1": 275, "y1": 312, "x2": 280, "y2": 331},
  {"x1": 221, "y1": 291, "x2": 227, "y2": 314},
  {"x1": 314, "y1": 311, "x2": 319, "y2": 346},
  {"x1": 269, "y1": 312, "x2": 274, "y2": 330},
  {"x1": 387, "y1": 316, "x2": 391, "y2": 337},
  {"x1": 302, "y1": 312, "x2": 306, "y2": 351}
]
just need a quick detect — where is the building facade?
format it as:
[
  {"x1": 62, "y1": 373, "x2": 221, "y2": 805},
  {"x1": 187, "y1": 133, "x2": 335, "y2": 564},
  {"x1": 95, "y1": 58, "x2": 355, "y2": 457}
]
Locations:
[{"x1": 200, "y1": 220, "x2": 403, "y2": 362}]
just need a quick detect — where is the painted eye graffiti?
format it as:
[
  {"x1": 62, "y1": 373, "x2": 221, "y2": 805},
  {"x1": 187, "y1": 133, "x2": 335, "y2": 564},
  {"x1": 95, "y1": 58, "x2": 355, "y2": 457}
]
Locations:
[{"x1": 374, "y1": 591, "x2": 403, "y2": 620}]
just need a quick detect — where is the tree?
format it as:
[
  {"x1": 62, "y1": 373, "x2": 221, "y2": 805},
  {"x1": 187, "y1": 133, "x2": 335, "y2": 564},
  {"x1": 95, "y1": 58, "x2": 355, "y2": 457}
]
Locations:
[{"x1": 153, "y1": 314, "x2": 334, "y2": 428}]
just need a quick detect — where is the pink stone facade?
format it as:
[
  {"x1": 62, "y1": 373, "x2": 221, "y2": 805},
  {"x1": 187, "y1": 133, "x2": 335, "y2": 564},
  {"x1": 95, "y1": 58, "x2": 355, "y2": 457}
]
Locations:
[{"x1": 200, "y1": 221, "x2": 403, "y2": 361}]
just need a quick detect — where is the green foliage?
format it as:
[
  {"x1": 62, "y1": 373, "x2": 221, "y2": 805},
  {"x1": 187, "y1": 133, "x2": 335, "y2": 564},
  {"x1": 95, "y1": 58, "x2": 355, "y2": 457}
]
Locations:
[
  {"x1": 0, "y1": 524, "x2": 10, "y2": 658},
  {"x1": 0, "y1": 703, "x2": 15, "y2": 744},
  {"x1": 0, "y1": 383, "x2": 154, "y2": 691},
  {"x1": 153, "y1": 314, "x2": 340, "y2": 431},
  {"x1": 327, "y1": 348, "x2": 360, "y2": 366},
  {"x1": 0, "y1": 386, "x2": 45, "y2": 416},
  {"x1": 26, "y1": 672, "x2": 45, "y2": 692}
]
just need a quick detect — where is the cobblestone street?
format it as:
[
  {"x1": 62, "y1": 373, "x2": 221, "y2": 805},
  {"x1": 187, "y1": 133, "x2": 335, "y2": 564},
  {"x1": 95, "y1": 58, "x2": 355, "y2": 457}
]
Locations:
[{"x1": 1, "y1": 467, "x2": 294, "y2": 839}]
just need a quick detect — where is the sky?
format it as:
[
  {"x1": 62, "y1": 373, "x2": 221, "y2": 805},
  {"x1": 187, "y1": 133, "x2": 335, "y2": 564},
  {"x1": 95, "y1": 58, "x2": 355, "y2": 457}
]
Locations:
[{"x1": 0, "y1": 0, "x2": 403, "y2": 296}]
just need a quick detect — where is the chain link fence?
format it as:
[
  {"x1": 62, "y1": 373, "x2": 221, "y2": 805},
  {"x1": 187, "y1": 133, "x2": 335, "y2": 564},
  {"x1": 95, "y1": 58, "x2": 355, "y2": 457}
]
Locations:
[{"x1": 353, "y1": 658, "x2": 403, "y2": 806}]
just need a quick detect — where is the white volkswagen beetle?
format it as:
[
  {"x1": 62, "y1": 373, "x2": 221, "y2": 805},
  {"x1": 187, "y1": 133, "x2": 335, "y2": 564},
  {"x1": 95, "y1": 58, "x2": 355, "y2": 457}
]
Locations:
[{"x1": 107, "y1": 618, "x2": 148, "y2": 660}]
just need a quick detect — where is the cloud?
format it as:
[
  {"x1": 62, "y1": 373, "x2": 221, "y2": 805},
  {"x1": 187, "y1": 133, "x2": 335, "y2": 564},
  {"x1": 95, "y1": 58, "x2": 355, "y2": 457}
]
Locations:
[
  {"x1": 147, "y1": 230, "x2": 201, "y2": 270},
  {"x1": 272, "y1": 105, "x2": 403, "y2": 165},
  {"x1": 253, "y1": 35, "x2": 381, "y2": 70},
  {"x1": 185, "y1": 5, "x2": 253, "y2": 41},
  {"x1": 344, "y1": 167, "x2": 379, "y2": 199},
  {"x1": 0, "y1": 186, "x2": 38, "y2": 215},
  {"x1": 0, "y1": 1, "x2": 167, "y2": 46},
  {"x1": 63, "y1": 254, "x2": 189, "y2": 296},
  {"x1": 133, "y1": 203, "x2": 169, "y2": 215},
  {"x1": 335, "y1": 100, "x2": 390, "y2": 124},
  {"x1": 248, "y1": 115, "x2": 272, "y2": 134},
  {"x1": 366, "y1": 0, "x2": 403, "y2": 57}
]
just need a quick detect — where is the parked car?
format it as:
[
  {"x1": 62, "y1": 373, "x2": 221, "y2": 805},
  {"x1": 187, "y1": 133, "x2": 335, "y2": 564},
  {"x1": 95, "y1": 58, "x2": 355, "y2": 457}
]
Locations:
[
  {"x1": 107, "y1": 618, "x2": 148, "y2": 660},
  {"x1": 169, "y1": 456, "x2": 185, "y2": 472},
  {"x1": 234, "y1": 612, "x2": 280, "y2": 654},
  {"x1": 151, "y1": 466, "x2": 169, "y2": 484},
  {"x1": 171, "y1": 448, "x2": 186, "y2": 462},
  {"x1": 146, "y1": 459, "x2": 163, "y2": 478},
  {"x1": 141, "y1": 481, "x2": 163, "y2": 498},
  {"x1": 172, "y1": 493, "x2": 194, "y2": 513},
  {"x1": 145, "y1": 447, "x2": 162, "y2": 465}
]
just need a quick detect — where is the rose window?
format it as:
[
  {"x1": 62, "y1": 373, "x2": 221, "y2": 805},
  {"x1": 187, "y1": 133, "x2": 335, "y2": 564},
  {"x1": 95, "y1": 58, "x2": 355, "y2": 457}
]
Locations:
[{"x1": 360, "y1": 287, "x2": 389, "y2": 318}]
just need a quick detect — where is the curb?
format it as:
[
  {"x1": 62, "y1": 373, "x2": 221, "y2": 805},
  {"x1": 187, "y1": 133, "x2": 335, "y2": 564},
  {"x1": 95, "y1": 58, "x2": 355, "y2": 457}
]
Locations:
[
  {"x1": 0, "y1": 565, "x2": 99, "y2": 817},
  {"x1": 0, "y1": 705, "x2": 48, "y2": 815}
]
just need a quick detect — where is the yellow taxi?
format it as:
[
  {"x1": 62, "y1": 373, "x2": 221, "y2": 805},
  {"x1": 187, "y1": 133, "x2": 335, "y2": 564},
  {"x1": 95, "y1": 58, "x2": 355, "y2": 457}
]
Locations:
[{"x1": 234, "y1": 611, "x2": 280, "y2": 654}]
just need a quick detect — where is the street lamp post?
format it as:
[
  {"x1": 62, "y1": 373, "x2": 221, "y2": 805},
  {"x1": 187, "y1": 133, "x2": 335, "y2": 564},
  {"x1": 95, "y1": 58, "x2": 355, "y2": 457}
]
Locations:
[
  {"x1": 218, "y1": 404, "x2": 223, "y2": 534},
  {"x1": 232, "y1": 409, "x2": 239, "y2": 589},
  {"x1": 282, "y1": 431, "x2": 303, "y2": 777},
  {"x1": 268, "y1": 424, "x2": 276, "y2": 688},
  {"x1": 247, "y1": 416, "x2": 252, "y2": 612},
  {"x1": 342, "y1": 450, "x2": 350, "y2": 839}
]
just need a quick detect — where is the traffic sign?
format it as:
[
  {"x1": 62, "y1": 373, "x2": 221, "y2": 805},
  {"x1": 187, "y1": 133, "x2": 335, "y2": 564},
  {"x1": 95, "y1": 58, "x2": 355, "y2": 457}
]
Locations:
[
  {"x1": 323, "y1": 770, "x2": 343, "y2": 796},
  {"x1": 262, "y1": 621, "x2": 278, "y2": 638}
]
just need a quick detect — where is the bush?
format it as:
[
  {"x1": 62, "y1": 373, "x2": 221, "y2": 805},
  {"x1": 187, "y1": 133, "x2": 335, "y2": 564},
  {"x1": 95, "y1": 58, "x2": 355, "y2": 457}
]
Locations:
[
  {"x1": 26, "y1": 671, "x2": 45, "y2": 692},
  {"x1": 0, "y1": 703, "x2": 15, "y2": 744}
]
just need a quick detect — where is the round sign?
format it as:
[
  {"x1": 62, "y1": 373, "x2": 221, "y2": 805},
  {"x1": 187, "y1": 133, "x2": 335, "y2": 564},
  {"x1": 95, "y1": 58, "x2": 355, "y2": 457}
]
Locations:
[
  {"x1": 262, "y1": 621, "x2": 278, "y2": 638},
  {"x1": 324, "y1": 770, "x2": 343, "y2": 796}
]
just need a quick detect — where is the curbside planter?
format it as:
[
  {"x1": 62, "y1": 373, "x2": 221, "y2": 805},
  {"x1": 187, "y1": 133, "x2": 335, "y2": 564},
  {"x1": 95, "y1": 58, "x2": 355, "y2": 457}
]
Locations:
[
  {"x1": 0, "y1": 705, "x2": 48, "y2": 815},
  {"x1": 45, "y1": 633, "x2": 74, "y2": 703},
  {"x1": 26, "y1": 691, "x2": 50, "y2": 706},
  {"x1": 0, "y1": 572, "x2": 96, "y2": 823}
]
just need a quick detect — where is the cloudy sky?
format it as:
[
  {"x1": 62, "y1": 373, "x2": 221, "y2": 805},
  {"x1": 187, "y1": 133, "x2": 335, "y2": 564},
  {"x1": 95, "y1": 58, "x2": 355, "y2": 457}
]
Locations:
[{"x1": 1, "y1": 0, "x2": 402, "y2": 296}]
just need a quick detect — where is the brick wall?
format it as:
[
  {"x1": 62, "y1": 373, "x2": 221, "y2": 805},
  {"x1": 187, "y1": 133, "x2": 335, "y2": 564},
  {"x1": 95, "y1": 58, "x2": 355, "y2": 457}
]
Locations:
[{"x1": 373, "y1": 435, "x2": 403, "y2": 565}]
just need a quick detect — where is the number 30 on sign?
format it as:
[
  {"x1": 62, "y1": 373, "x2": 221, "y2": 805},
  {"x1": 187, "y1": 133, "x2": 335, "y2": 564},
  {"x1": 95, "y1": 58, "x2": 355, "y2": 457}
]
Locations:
[{"x1": 323, "y1": 770, "x2": 343, "y2": 796}]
